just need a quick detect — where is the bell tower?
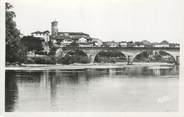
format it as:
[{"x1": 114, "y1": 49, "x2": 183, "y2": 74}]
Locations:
[{"x1": 51, "y1": 20, "x2": 58, "y2": 36}]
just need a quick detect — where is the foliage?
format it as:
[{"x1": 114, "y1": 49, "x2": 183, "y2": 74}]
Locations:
[
  {"x1": 95, "y1": 51, "x2": 126, "y2": 63},
  {"x1": 161, "y1": 40, "x2": 169, "y2": 44},
  {"x1": 6, "y1": 2, "x2": 27, "y2": 64},
  {"x1": 134, "y1": 51, "x2": 150, "y2": 61},
  {"x1": 134, "y1": 50, "x2": 175, "y2": 63},
  {"x1": 46, "y1": 40, "x2": 59, "y2": 56},
  {"x1": 33, "y1": 56, "x2": 55, "y2": 64},
  {"x1": 26, "y1": 56, "x2": 56, "y2": 64},
  {"x1": 21, "y1": 36, "x2": 44, "y2": 51},
  {"x1": 135, "y1": 42, "x2": 143, "y2": 46},
  {"x1": 58, "y1": 55, "x2": 89, "y2": 64},
  {"x1": 57, "y1": 50, "x2": 89, "y2": 64}
]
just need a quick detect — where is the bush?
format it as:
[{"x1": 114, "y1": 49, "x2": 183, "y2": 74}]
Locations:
[
  {"x1": 25, "y1": 58, "x2": 35, "y2": 64},
  {"x1": 78, "y1": 56, "x2": 90, "y2": 63},
  {"x1": 56, "y1": 55, "x2": 90, "y2": 64},
  {"x1": 25, "y1": 56, "x2": 56, "y2": 64}
]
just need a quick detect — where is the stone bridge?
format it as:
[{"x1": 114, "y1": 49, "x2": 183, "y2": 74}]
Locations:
[{"x1": 55, "y1": 47, "x2": 180, "y2": 65}]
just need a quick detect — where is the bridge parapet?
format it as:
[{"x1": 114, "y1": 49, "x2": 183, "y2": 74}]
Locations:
[{"x1": 62, "y1": 47, "x2": 180, "y2": 50}]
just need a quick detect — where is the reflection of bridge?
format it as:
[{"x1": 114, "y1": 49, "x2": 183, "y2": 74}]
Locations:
[{"x1": 56, "y1": 47, "x2": 180, "y2": 65}]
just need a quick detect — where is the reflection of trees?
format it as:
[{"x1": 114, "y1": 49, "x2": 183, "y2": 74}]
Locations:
[
  {"x1": 54, "y1": 70, "x2": 81, "y2": 84},
  {"x1": 48, "y1": 70, "x2": 89, "y2": 110},
  {"x1": 5, "y1": 71, "x2": 18, "y2": 112},
  {"x1": 5, "y1": 70, "x2": 44, "y2": 112},
  {"x1": 49, "y1": 71, "x2": 57, "y2": 109},
  {"x1": 85, "y1": 69, "x2": 110, "y2": 79},
  {"x1": 17, "y1": 71, "x2": 42, "y2": 83}
]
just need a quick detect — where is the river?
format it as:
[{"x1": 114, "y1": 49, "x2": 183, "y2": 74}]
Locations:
[{"x1": 5, "y1": 64, "x2": 179, "y2": 112}]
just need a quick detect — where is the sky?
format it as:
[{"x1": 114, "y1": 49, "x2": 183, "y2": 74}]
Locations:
[{"x1": 7, "y1": 0, "x2": 184, "y2": 43}]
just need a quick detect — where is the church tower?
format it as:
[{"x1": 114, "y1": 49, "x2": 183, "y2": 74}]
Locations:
[{"x1": 51, "y1": 20, "x2": 58, "y2": 35}]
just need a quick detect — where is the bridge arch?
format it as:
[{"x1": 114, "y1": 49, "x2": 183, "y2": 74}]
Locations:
[
  {"x1": 64, "y1": 49, "x2": 88, "y2": 57},
  {"x1": 157, "y1": 50, "x2": 176, "y2": 63},
  {"x1": 57, "y1": 49, "x2": 89, "y2": 64},
  {"x1": 94, "y1": 50, "x2": 127, "y2": 63},
  {"x1": 132, "y1": 50, "x2": 153, "y2": 63},
  {"x1": 132, "y1": 50, "x2": 177, "y2": 64}
]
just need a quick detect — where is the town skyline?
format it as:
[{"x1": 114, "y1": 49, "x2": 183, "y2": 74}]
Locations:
[{"x1": 8, "y1": 0, "x2": 182, "y2": 43}]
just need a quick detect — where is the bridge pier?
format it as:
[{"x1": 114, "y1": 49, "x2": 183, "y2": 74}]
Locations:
[
  {"x1": 127, "y1": 55, "x2": 134, "y2": 65},
  {"x1": 175, "y1": 56, "x2": 180, "y2": 65},
  {"x1": 87, "y1": 54, "x2": 96, "y2": 63}
]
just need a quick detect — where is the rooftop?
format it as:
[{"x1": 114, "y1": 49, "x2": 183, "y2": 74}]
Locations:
[
  {"x1": 58, "y1": 32, "x2": 89, "y2": 36},
  {"x1": 31, "y1": 30, "x2": 50, "y2": 34}
]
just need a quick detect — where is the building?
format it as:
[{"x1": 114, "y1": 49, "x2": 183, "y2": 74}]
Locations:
[
  {"x1": 78, "y1": 42, "x2": 94, "y2": 47},
  {"x1": 60, "y1": 38, "x2": 73, "y2": 46},
  {"x1": 50, "y1": 20, "x2": 96, "y2": 47},
  {"x1": 153, "y1": 41, "x2": 170, "y2": 48},
  {"x1": 78, "y1": 37, "x2": 88, "y2": 43},
  {"x1": 51, "y1": 21, "x2": 58, "y2": 36},
  {"x1": 152, "y1": 42, "x2": 161, "y2": 47},
  {"x1": 169, "y1": 43, "x2": 180, "y2": 48},
  {"x1": 159, "y1": 40, "x2": 170, "y2": 47},
  {"x1": 31, "y1": 30, "x2": 50, "y2": 42},
  {"x1": 153, "y1": 43, "x2": 169, "y2": 48},
  {"x1": 103, "y1": 41, "x2": 119, "y2": 47},
  {"x1": 119, "y1": 41, "x2": 127, "y2": 47},
  {"x1": 92, "y1": 38, "x2": 103, "y2": 47},
  {"x1": 134, "y1": 41, "x2": 144, "y2": 47},
  {"x1": 141, "y1": 40, "x2": 152, "y2": 47},
  {"x1": 127, "y1": 41, "x2": 136, "y2": 47}
]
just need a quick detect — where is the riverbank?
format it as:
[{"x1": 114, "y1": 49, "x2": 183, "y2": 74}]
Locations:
[{"x1": 5, "y1": 62, "x2": 175, "y2": 70}]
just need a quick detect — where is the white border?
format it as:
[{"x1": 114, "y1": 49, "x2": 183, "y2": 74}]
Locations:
[
  {"x1": 0, "y1": 0, "x2": 184, "y2": 117},
  {"x1": 0, "y1": 0, "x2": 5, "y2": 116}
]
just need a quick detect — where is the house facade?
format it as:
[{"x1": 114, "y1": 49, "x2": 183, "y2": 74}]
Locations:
[
  {"x1": 92, "y1": 38, "x2": 103, "y2": 47},
  {"x1": 31, "y1": 30, "x2": 50, "y2": 42},
  {"x1": 169, "y1": 43, "x2": 179, "y2": 48},
  {"x1": 153, "y1": 42, "x2": 169, "y2": 47},
  {"x1": 119, "y1": 41, "x2": 127, "y2": 47},
  {"x1": 103, "y1": 41, "x2": 119, "y2": 47}
]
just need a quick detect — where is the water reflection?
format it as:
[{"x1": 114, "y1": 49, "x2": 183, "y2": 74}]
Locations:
[
  {"x1": 5, "y1": 65, "x2": 179, "y2": 112},
  {"x1": 5, "y1": 71, "x2": 18, "y2": 112}
]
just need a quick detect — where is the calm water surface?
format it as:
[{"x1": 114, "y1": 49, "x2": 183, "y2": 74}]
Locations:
[{"x1": 5, "y1": 65, "x2": 179, "y2": 112}]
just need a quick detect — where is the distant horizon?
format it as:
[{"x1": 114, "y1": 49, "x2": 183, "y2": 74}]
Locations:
[{"x1": 8, "y1": 0, "x2": 183, "y2": 43}]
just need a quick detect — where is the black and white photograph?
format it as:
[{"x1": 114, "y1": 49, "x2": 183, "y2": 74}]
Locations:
[{"x1": 1, "y1": 0, "x2": 184, "y2": 115}]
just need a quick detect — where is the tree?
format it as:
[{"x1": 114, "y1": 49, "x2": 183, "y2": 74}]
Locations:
[
  {"x1": 21, "y1": 36, "x2": 44, "y2": 51},
  {"x1": 135, "y1": 42, "x2": 143, "y2": 46},
  {"x1": 160, "y1": 40, "x2": 169, "y2": 44},
  {"x1": 6, "y1": 2, "x2": 27, "y2": 64}
]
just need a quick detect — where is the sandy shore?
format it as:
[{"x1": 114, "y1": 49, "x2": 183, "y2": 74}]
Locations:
[{"x1": 5, "y1": 62, "x2": 175, "y2": 70}]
